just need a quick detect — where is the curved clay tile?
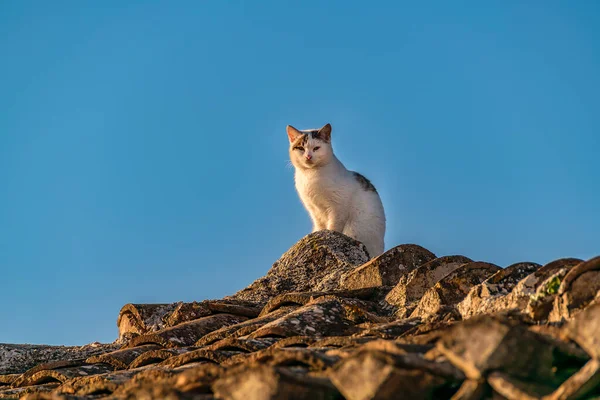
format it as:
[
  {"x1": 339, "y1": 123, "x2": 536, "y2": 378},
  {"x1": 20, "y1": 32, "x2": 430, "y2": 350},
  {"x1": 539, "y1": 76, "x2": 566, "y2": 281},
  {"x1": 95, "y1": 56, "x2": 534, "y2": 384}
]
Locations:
[
  {"x1": 206, "y1": 337, "x2": 277, "y2": 353},
  {"x1": 0, "y1": 343, "x2": 119, "y2": 376},
  {"x1": 159, "y1": 349, "x2": 235, "y2": 369},
  {"x1": 4, "y1": 227, "x2": 599, "y2": 400},
  {"x1": 330, "y1": 350, "x2": 450, "y2": 399},
  {"x1": 213, "y1": 365, "x2": 339, "y2": 400},
  {"x1": 13, "y1": 362, "x2": 114, "y2": 388},
  {"x1": 341, "y1": 244, "x2": 437, "y2": 290},
  {"x1": 487, "y1": 262, "x2": 541, "y2": 286},
  {"x1": 260, "y1": 292, "x2": 322, "y2": 316},
  {"x1": 459, "y1": 257, "x2": 585, "y2": 320},
  {"x1": 332, "y1": 296, "x2": 392, "y2": 324},
  {"x1": 12, "y1": 359, "x2": 85, "y2": 387},
  {"x1": 164, "y1": 299, "x2": 262, "y2": 328},
  {"x1": 268, "y1": 336, "x2": 316, "y2": 349},
  {"x1": 0, "y1": 374, "x2": 18, "y2": 387},
  {"x1": 268, "y1": 348, "x2": 339, "y2": 371},
  {"x1": 458, "y1": 262, "x2": 541, "y2": 319},
  {"x1": 204, "y1": 300, "x2": 262, "y2": 318},
  {"x1": 228, "y1": 230, "x2": 370, "y2": 303},
  {"x1": 221, "y1": 346, "x2": 338, "y2": 372},
  {"x1": 171, "y1": 363, "x2": 223, "y2": 393},
  {"x1": 118, "y1": 299, "x2": 262, "y2": 340},
  {"x1": 220, "y1": 349, "x2": 268, "y2": 368},
  {"x1": 126, "y1": 313, "x2": 248, "y2": 348},
  {"x1": 86, "y1": 344, "x2": 161, "y2": 370},
  {"x1": 384, "y1": 255, "x2": 473, "y2": 318},
  {"x1": 358, "y1": 338, "x2": 430, "y2": 356},
  {"x1": 129, "y1": 348, "x2": 190, "y2": 369},
  {"x1": 410, "y1": 262, "x2": 501, "y2": 319},
  {"x1": 55, "y1": 369, "x2": 140, "y2": 397},
  {"x1": 310, "y1": 336, "x2": 371, "y2": 349},
  {"x1": 436, "y1": 315, "x2": 555, "y2": 380},
  {"x1": 248, "y1": 299, "x2": 358, "y2": 339},
  {"x1": 559, "y1": 256, "x2": 600, "y2": 294},
  {"x1": 357, "y1": 317, "x2": 422, "y2": 339},
  {"x1": 0, "y1": 382, "x2": 60, "y2": 399},
  {"x1": 565, "y1": 303, "x2": 600, "y2": 359},
  {"x1": 195, "y1": 306, "x2": 297, "y2": 347},
  {"x1": 540, "y1": 258, "x2": 583, "y2": 274},
  {"x1": 259, "y1": 288, "x2": 381, "y2": 317},
  {"x1": 507, "y1": 258, "x2": 584, "y2": 321},
  {"x1": 117, "y1": 303, "x2": 180, "y2": 341},
  {"x1": 108, "y1": 368, "x2": 178, "y2": 398},
  {"x1": 550, "y1": 256, "x2": 600, "y2": 322}
]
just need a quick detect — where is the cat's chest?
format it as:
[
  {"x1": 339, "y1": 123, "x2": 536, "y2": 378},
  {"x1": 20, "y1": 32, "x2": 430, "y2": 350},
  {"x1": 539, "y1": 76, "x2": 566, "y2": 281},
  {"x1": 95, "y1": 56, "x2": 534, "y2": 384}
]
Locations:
[{"x1": 295, "y1": 172, "x2": 347, "y2": 204}]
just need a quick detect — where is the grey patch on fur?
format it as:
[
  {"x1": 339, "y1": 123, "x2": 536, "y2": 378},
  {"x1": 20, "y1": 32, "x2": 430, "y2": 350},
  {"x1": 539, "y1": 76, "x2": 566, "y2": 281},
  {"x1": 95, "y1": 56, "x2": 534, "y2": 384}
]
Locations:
[
  {"x1": 310, "y1": 130, "x2": 330, "y2": 143},
  {"x1": 352, "y1": 172, "x2": 377, "y2": 192}
]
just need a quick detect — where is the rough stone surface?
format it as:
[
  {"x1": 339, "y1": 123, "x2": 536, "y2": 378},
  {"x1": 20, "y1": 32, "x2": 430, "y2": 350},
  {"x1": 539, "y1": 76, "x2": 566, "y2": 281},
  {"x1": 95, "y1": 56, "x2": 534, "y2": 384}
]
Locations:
[
  {"x1": 565, "y1": 302, "x2": 600, "y2": 360},
  {"x1": 457, "y1": 261, "x2": 540, "y2": 319},
  {"x1": 410, "y1": 262, "x2": 501, "y2": 319},
  {"x1": 213, "y1": 364, "x2": 339, "y2": 400},
  {"x1": 457, "y1": 258, "x2": 583, "y2": 321},
  {"x1": 126, "y1": 313, "x2": 248, "y2": 348},
  {"x1": 340, "y1": 244, "x2": 436, "y2": 290},
  {"x1": 329, "y1": 350, "x2": 451, "y2": 400},
  {"x1": 1, "y1": 233, "x2": 599, "y2": 400},
  {"x1": 437, "y1": 314, "x2": 555, "y2": 380},
  {"x1": 550, "y1": 256, "x2": 600, "y2": 322},
  {"x1": 384, "y1": 255, "x2": 473, "y2": 318},
  {"x1": 0, "y1": 343, "x2": 119, "y2": 375},
  {"x1": 117, "y1": 299, "x2": 262, "y2": 342},
  {"x1": 85, "y1": 344, "x2": 161, "y2": 370},
  {"x1": 230, "y1": 230, "x2": 370, "y2": 303},
  {"x1": 249, "y1": 297, "x2": 358, "y2": 339}
]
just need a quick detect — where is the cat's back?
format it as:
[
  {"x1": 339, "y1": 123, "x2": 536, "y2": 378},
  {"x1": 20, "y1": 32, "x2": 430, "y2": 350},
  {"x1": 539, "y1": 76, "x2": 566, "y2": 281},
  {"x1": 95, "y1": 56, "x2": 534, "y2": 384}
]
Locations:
[{"x1": 348, "y1": 171, "x2": 385, "y2": 212}]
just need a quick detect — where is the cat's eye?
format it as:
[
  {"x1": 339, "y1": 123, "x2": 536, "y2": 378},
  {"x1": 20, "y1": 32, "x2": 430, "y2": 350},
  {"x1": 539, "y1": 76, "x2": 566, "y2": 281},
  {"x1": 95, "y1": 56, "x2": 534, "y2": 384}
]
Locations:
[
  {"x1": 294, "y1": 146, "x2": 304, "y2": 151},
  {"x1": 313, "y1": 146, "x2": 321, "y2": 151}
]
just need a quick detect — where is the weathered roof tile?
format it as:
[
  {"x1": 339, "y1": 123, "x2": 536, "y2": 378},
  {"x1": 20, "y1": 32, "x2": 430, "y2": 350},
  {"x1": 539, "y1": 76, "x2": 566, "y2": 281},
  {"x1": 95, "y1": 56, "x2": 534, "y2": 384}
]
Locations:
[
  {"x1": 126, "y1": 313, "x2": 248, "y2": 348},
  {"x1": 2, "y1": 231, "x2": 598, "y2": 399},
  {"x1": 340, "y1": 244, "x2": 436, "y2": 290},
  {"x1": 384, "y1": 255, "x2": 473, "y2": 318}
]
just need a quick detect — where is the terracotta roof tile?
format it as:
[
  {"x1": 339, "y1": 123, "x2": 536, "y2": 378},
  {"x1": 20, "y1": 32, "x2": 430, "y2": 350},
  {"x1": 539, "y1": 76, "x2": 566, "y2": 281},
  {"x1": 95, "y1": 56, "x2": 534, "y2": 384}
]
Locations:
[{"x1": 1, "y1": 230, "x2": 599, "y2": 399}]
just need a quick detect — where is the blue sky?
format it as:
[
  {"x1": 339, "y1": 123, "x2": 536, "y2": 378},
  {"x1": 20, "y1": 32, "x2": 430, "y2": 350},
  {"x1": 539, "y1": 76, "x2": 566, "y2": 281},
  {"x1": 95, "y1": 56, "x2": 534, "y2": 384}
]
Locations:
[{"x1": 1, "y1": 1, "x2": 598, "y2": 345}]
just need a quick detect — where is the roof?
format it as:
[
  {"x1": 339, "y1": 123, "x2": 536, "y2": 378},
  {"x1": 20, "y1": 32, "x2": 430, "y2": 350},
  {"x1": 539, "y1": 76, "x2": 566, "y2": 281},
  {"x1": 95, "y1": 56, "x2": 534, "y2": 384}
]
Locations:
[{"x1": 1, "y1": 230, "x2": 599, "y2": 399}]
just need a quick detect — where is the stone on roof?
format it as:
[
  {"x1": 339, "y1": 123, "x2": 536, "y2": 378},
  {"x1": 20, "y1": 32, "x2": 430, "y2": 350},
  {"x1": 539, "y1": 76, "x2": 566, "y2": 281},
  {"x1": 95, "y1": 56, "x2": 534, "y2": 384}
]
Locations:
[{"x1": 1, "y1": 230, "x2": 598, "y2": 399}]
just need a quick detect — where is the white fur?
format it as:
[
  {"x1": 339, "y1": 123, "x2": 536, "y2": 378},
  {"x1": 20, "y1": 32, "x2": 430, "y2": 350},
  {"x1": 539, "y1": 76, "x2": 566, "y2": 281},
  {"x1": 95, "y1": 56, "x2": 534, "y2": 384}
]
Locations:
[{"x1": 287, "y1": 124, "x2": 386, "y2": 258}]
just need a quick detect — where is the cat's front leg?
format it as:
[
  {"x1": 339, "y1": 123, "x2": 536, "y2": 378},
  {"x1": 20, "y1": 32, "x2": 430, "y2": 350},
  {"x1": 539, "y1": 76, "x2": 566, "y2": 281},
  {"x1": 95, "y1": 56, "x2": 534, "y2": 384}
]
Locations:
[
  {"x1": 307, "y1": 206, "x2": 327, "y2": 232},
  {"x1": 311, "y1": 212, "x2": 327, "y2": 232},
  {"x1": 326, "y1": 213, "x2": 347, "y2": 233},
  {"x1": 312, "y1": 222, "x2": 327, "y2": 232}
]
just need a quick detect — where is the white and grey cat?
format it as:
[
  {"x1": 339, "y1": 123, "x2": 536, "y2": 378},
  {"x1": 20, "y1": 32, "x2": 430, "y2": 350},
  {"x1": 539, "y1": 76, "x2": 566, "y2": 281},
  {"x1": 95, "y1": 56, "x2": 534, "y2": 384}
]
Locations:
[{"x1": 287, "y1": 123, "x2": 386, "y2": 258}]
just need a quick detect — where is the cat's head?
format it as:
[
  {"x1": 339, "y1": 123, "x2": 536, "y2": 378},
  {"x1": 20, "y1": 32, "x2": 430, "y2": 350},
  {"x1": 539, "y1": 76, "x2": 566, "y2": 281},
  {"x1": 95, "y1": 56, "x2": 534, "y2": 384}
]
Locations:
[{"x1": 286, "y1": 123, "x2": 333, "y2": 169}]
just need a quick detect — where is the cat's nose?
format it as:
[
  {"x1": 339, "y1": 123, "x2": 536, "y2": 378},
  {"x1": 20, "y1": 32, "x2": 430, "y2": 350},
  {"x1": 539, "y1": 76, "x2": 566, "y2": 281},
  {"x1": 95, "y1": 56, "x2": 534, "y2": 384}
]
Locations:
[{"x1": 305, "y1": 154, "x2": 312, "y2": 160}]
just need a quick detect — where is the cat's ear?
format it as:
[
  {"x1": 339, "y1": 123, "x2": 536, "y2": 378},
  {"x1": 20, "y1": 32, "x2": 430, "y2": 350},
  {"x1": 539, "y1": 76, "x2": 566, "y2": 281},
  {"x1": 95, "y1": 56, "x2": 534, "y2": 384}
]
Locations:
[
  {"x1": 317, "y1": 123, "x2": 332, "y2": 142},
  {"x1": 286, "y1": 125, "x2": 303, "y2": 143}
]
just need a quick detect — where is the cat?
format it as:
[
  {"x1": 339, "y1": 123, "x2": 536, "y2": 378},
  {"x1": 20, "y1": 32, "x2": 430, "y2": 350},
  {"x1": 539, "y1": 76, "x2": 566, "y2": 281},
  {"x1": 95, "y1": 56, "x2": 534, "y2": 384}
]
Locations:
[{"x1": 287, "y1": 123, "x2": 386, "y2": 258}]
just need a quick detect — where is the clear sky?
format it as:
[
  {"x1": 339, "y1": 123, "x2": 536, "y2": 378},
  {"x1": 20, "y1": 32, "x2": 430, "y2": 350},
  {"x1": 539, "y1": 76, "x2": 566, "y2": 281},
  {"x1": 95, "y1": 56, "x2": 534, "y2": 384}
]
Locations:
[{"x1": 1, "y1": 1, "x2": 599, "y2": 345}]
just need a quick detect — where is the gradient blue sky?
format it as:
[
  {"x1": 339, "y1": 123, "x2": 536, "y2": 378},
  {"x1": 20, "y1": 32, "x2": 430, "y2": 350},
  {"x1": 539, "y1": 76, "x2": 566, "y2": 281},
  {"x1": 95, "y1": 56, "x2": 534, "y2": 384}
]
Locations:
[{"x1": 1, "y1": 1, "x2": 599, "y2": 345}]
